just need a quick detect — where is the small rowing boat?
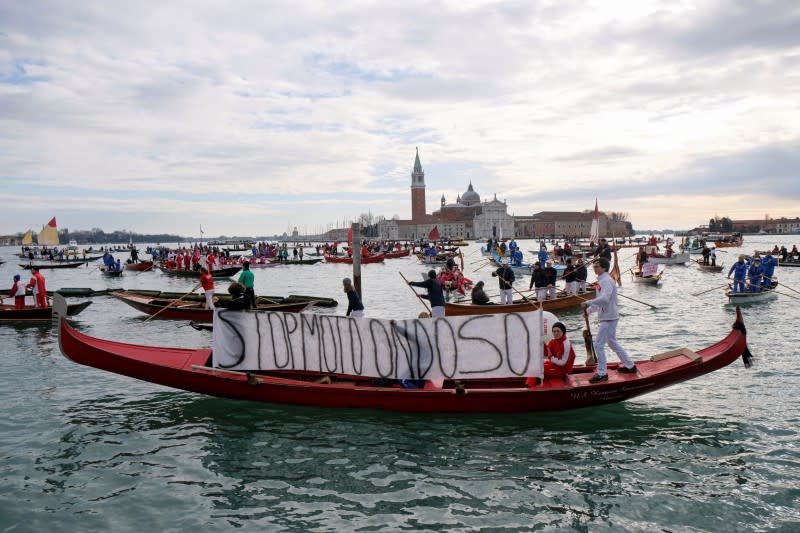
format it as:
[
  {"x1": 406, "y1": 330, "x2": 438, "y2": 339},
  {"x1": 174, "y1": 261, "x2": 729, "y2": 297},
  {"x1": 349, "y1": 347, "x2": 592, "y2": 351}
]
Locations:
[
  {"x1": 444, "y1": 289, "x2": 595, "y2": 315},
  {"x1": 324, "y1": 253, "x2": 385, "y2": 264},
  {"x1": 20, "y1": 261, "x2": 87, "y2": 269},
  {"x1": 645, "y1": 252, "x2": 690, "y2": 265},
  {"x1": 694, "y1": 260, "x2": 724, "y2": 273},
  {"x1": 1, "y1": 301, "x2": 92, "y2": 322},
  {"x1": 111, "y1": 291, "x2": 313, "y2": 320},
  {"x1": 726, "y1": 285, "x2": 779, "y2": 304},
  {"x1": 157, "y1": 265, "x2": 242, "y2": 278},
  {"x1": 631, "y1": 266, "x2": 663, "y2": 284},
  {"x1": 384, "y1": 249, "x2": 411, "y2": 259},
  {"x1": 125, "y1": 261, "x2": 154, "y2": 272},
  {"x1": 99, "y1": 266, "x2": 124, "y2": 277}
]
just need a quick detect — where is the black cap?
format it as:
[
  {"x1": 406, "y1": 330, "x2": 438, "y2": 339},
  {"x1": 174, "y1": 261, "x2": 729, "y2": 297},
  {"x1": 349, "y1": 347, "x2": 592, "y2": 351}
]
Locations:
[{"x1": 428, "y1": 270, "x2": 437, "y2": 279}]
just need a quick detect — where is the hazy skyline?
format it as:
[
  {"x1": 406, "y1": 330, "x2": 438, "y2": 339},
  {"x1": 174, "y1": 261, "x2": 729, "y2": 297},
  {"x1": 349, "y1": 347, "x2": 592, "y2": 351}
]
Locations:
[{"x1": 2, "y1": 1, "x2": 799, "y2": 237}]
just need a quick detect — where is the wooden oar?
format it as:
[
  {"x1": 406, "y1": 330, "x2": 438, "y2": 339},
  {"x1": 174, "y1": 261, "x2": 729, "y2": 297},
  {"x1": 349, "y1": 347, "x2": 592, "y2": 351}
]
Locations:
[
  {"x1": 398, "y1": 272, "x2": 431, "y2": 314},
  {"x1": 473, "y1": 260, "x2": 494, "y2": 272},
  {"x1": 143, "y1": 283, "x2": 201, "y2": 322},
  {"x1": 582, "y1": 309, "x2": 598, "y2": 366},
  {"x1": 617, "y1": 292, "x2": 658, "y2": 310},
  {"x1": 773, "y1": 289, "x2": 800, "y2": 301},
  {"x1": 494, "y1": 271, "x2": 539, "y2": 309},
  {"x1": 691, "y1": 283, "x2": 731, "y2": 297},
  {"x1": 762, "y1": 275, "x2": 800, "y2": 295}
]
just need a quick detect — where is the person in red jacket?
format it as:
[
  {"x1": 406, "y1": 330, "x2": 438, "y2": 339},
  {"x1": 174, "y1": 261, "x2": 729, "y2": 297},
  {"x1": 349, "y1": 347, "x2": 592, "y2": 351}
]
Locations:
[
  {"x1": 526, "y1": 322, "x2": 576, "y2": 387},
  {"x1": 26, "y1": 266, "x2": 48, "y2": 307},
  {"x1": 5, "y1": 273, "x2": 27, "y2": 309},
  {"x1": 199, "y1": 267, "x2": 215, "y2": 309},
  {"x1": 542, "y1": 322, "x2": 576, "y2": 377}
]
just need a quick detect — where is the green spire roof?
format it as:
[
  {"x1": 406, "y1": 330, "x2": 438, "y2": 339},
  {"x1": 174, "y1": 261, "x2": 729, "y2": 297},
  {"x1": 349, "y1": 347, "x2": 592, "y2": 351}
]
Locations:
[{"x1": 414, "y1": 147, "x2": 422, "y2": 173}]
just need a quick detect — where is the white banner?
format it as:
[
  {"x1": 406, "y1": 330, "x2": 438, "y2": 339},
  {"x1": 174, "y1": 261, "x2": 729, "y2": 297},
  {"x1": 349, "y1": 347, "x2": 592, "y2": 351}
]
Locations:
[
  {"x1": 212, "y1": 310, "x2": 547, "y2": 380},
  {"x1": 641, "y1": 262, "x2": 659, "y2": 277}
]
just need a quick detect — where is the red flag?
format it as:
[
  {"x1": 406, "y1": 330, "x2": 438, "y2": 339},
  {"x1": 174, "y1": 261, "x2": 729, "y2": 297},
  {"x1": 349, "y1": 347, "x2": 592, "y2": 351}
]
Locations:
[
  {"x1": 428, "y1": 226, "x2": 440, "y2": 240},
  {"x1": 347, "y1": 227, "x2": 353, "y2": 244},
  {"x1": 47, "y1": 217, "x2": 57, "y2": 227}
]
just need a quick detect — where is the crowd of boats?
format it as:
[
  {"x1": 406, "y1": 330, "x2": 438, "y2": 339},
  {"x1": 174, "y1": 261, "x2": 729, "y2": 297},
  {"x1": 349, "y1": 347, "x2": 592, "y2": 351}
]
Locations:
[{"x1": 4, "y1": 231, "x2": 799, "y2": 414}]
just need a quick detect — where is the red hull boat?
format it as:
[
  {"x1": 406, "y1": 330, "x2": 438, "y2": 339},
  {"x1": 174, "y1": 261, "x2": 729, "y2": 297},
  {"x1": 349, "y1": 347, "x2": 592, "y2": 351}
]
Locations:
[
  {"x1": 57, "y1": 303, "x2": 750, "y2": 413},
  {"x1": 157, "y1": 265, "x2": 242, "y2": 277},
  {"x1": 1, "y1": 301, "x2": 92, "y2": 322},
  {"x1": 111, "y1": 291, "x2": 312, "y2": 320},
  {"x1": 125, "y1": 261, "x2": 154, "y2": 271},
  {"x1": 323, "y1": 253, "x2": 385, "y2": 264},
  {"x1": 384, "y1": 249, "x2": 410, "y2": 259}
]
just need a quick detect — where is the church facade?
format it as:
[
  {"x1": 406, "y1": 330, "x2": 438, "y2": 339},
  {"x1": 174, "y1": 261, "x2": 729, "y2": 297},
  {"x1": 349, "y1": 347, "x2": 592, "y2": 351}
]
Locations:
[{"x1": 377, "y1": 149, "x2": 514, "y2": 241}]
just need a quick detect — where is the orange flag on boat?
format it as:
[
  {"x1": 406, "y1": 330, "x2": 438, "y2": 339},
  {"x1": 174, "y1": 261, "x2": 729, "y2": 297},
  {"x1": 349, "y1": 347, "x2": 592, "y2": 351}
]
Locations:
[
  {"x1": 428, "y1": 226, "x2": 440, "y2": 240},
  {"x1": 610, "y1": 244, "x2": 622, "y2": 287}
]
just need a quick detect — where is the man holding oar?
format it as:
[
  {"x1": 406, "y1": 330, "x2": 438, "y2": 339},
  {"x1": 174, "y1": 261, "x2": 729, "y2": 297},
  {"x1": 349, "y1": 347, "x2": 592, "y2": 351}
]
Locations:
[
  {"x1": 581, "y1": 258, "x2": 637, "y2": 383},
  {"x1": 491, "y1": 259, "x2": 515, "y2": 304},
  {"x1": 408, "y1": 270, "x2": 446, "y2": 317}
]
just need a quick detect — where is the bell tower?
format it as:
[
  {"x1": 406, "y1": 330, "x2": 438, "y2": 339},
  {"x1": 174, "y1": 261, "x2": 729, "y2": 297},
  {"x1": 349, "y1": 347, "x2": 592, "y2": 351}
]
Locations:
[{"x1": 411, "y1": 147, "x2": 426, "y2": 221}]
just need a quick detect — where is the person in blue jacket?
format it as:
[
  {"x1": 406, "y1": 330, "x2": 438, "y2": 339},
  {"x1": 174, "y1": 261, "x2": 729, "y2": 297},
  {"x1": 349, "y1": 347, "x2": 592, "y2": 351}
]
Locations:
[
  {"x1": 728, "y1": 255, "x2": 748, "y2": 293},
  {"x1": 761, "y1": 251, "x2": 777, "y2": 289},
  {"x1": 538, "y1": 244, "x2": 549, "y2": 266},
  {"x1": 747, "y1": 258, "x2": 763, "y2": 292}
]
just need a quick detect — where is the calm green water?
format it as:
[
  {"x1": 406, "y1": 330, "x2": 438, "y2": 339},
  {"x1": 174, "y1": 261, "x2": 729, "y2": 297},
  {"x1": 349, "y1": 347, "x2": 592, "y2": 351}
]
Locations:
[{"x1": 1, "y1": 237, "x2": 799, "y2": 532}]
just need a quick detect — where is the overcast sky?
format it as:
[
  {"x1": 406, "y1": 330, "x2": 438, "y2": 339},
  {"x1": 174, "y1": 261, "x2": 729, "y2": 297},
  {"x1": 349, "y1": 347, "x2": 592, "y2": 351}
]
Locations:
[{"x1": 2, "y1": 0, "x2": 799, "y2": 238}]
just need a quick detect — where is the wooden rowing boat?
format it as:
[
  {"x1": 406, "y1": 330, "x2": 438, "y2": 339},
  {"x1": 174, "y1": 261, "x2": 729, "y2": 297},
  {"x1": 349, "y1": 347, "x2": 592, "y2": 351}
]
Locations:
[
  {"x1": 1, "y1": 301, "x2": 92, "y2": 322},
  {"x1": 274, "y1": 258, "x2": 324, "y2": 265},
  {"x1": 157, "y1": 265, "x2": 242, "y2": 277},
  {"x1": 726, "y1": 285, "x2": 779, "y2": 304},
  {"x1": 125, "y1": 261, "x2": 154, "y2": 272},
  {"x1": 20, "y1": 261, "x2": 88, "y2": 269},
  {"x1": 631, "y1": 266, "x2": 663, "y2": 284},
  {"x1": 384, "y1": 249, "x2": 411, "y2": 259},
  {"x1": 444, "y1": 289, "x2": 595, "y2": 315},
  {"x1": 323, "y1": 253, "x2": 385, "y2": 264},
  {"x1": 56, "y1": 299, "x2": 751, "y2": 413},
  {"x1": 695, "y1": 260, "x2": 724, "y2": 273},
  {"x1": 645, "y1": 252, "x2": 690, "y2": 265},
  {"x1": 110, "y1": 291, "x2": 313, "y2": 320}
]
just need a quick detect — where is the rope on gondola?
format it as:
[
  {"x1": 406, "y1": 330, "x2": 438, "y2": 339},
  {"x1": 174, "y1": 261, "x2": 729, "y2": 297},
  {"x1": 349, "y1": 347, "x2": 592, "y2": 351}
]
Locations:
[{"x1": 731, "y1": 318, "x2": 754, "y2": 369}]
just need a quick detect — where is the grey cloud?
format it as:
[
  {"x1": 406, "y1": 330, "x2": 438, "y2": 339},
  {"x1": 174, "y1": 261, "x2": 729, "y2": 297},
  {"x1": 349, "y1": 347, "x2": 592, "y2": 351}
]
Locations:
[
  {"x1": 615, "y1": 1, "x2": 800, "y2": 59},
  {"x1": 552, "y1": 146, "x2": 640, "y2": 162}
]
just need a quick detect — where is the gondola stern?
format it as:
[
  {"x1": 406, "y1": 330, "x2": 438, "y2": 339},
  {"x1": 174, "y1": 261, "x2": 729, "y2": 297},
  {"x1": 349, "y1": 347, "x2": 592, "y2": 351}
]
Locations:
[{"x1": 731, "y1": 305, "x2": 754, "y2": 368}]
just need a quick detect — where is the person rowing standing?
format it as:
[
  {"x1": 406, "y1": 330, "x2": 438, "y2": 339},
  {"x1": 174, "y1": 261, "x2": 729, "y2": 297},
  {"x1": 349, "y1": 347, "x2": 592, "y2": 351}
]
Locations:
[
  {"x1": 408, "y1": 270, "x2": 446, "y2": 317},
  {"x1": 343, "y1": 277, "x2": 365, "y2": 318},
  {"x1": 492, "y1": 259, "x2": 515, "y2": 304},
  {"x1": 581, "y1": 258, "x2": 637, "y2": 383}
]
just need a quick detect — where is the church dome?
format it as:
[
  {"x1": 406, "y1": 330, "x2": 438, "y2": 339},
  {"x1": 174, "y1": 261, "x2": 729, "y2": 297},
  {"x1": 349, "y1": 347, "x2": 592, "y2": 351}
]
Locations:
[{"x1": 461, "y1": 182, "x2": 481, "y2": 206}]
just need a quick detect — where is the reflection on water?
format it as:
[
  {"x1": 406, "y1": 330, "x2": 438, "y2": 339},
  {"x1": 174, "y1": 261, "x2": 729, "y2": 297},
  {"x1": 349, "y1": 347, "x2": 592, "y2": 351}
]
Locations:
[{"x1": 36, "y1": 391, "x2": 796, "y2": 531}]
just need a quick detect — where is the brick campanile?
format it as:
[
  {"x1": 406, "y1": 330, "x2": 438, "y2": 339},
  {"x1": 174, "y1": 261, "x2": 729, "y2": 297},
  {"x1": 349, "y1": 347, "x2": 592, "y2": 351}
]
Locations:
[{"x1": 410, "y1": 147, "x2": 426, "y2": 221}]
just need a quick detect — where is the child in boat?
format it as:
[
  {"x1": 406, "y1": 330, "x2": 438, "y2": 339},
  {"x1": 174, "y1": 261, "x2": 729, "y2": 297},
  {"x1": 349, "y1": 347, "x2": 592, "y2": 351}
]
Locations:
[
  {"x1": 216, "y1": 282, "x2": 249, "y2": 310},
  {"x1": 470, "y1": 280, "x2": 492, "y2": 305},
  {"x1": 526, "y1": 322, "x2": 576, "y2": 386}
]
